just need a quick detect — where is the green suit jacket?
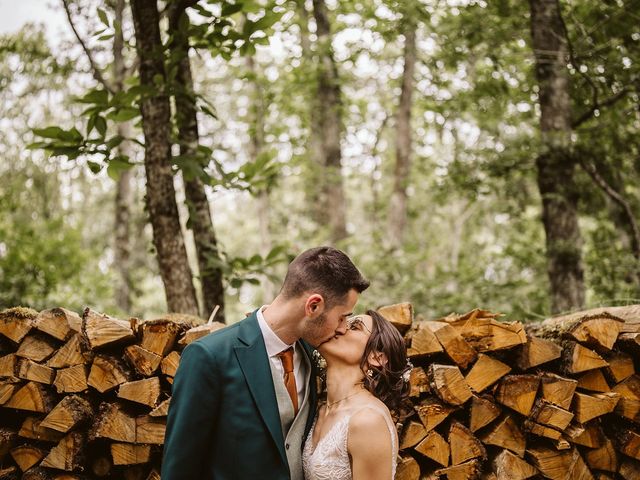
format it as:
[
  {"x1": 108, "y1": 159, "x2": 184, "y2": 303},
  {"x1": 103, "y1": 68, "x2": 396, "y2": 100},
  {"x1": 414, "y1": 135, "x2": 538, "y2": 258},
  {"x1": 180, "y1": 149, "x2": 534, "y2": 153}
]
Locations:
[{"x1": 161, "y1": 311, "x2": 318, "y2": 479}]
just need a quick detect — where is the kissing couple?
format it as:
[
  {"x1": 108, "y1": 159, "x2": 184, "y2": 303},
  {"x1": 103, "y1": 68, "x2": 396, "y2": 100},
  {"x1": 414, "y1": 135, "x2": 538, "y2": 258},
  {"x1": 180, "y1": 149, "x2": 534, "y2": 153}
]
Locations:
[{"x1": 162, "y1": 246, "x2": 411, "y2": 480}]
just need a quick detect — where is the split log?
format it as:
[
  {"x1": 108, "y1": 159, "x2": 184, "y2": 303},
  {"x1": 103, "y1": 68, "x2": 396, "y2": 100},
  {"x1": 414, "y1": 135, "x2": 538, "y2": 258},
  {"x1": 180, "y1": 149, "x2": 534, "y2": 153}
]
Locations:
[
  {"x1": 0, "y1": 382, "x2": 17, "y2": 405},
  {"x1": 540, "y1": 373, "x2": 577, "y2": 410},
  {"x1": 118, "y1": 377, "x2": 161, "y2": 407},
  {"x1": 494, "y1": 374, "x2": 539, "y2": 415},
  {"x1": 135, "y1": 416, "x2": 165, "y2": 444},
  {"x1": 620, "y1": 458, "x2": 640, "y2": 478},
  {"x1": 0, "y1": 466, "x2": 17, "y2": 480},
  {"x1": 87, "y1": 355, "x2": 132, "y2": 393},
  {"x1": 414, "y1": 430, "x2": 449, "y2": 467},
  {"x1": 526, "y1": 447, "x2": 592, "y2": 480},
  {"x1": 5, "y1": 382, "x2": 56, "y2": 413},
  {"x1": 469, "y1": 394, "x2": 501, "y2": 432},
  {"x1": 479, "y1": 415, "x2": 526, "y2": 457},
  {"x1": 40, "y1": 395, "x2": 93, "y2": 433},
  {"x1": 18, "y1": 417, "x2": 64, "y2": 443},
  {"x1": 82, "y1": 309, "x2": 135, "y2": 350},
  {"x1": 577, "y1": 369, "x2": 610, "y2": 392},
  {"x1": 140, "y1": 320, "x2": 182, "y2": 356},
  {"x1": 572, "y1": 391, "x2": 620, "y2": 423},
  {"x1": 53, "y1": 364, "x2": 88, "y2": 394},
  {"x1": 90, "y1": 403, "x2": 136, "y2": 443},
  {"x1": 566, "y1": 421, "x2": 604, "y2": 448},
  {"x1": 177, "y1": 322, "x2": 225, "y2": 346},
  {"x1": 124, "y1": 345, "x2": 161, "y2": 377},
  {"x1": 584, "y1": 436, "x2": 618, "y2": 472},
  {"x1": 16, "y1": 334, "x2": 58, "y2": 363},
  {"x1": 110, "y1": 443, "x2": 152, "y2": 465},
  {"x1": 407, "y1": 324, "x2": 442, "y2": 358},
  {"x1": 424, "y1": 322, "x2": 477, "y2": 369},
  {"x1": 516, "y1": 335, "x2": 562, "y2": 370},
  {"x1": 617, "y1": 429, "x2": 640, "y2": 460},
  {"x1": 465, "y1": 354, "x2": 511, "y2": 393},
  {"x1": 449, "y1": 421, "x2": 486, "y2": 466},
  {"x1": 562, "y1": 341, "x2": 608, "y2": 374},
  {"x1": 435, "y1": 459, "x2": 480, "y2": 480},
  {"x1": 41, "y1": 431, "x2": 85, "y2": 471},
  {"x1": 427, "y1": 364, "x2": 472, "y2": 406},
  {"x1": 0, "y1": 307, "x2": 37, "y2": 343},
  {"x1": 529, "y1": 398, "x2": 574, "y2": 431},
  {"x1": 523, "y1": 420, "x2": 562, "y2": 440},
  {"x1": 34, "y1": 308, "x2": 81, "y2": 341},
  {"x1": 0, "y1": 427, "x2": 17, "y2": 458},
  {"x1": 492, "y1": 449, "x2": 537, "y2": 480},
  {"x1": 149, "y1": 397, "x2": 170, "y2": 417},
  {"x1": 395, "y1": 454, "x2": 420, "y2": 480},
  {"x1": 408, "y1": 366, "x2": 430, "y2": 397},
  {"x1": 377, "y1": 303, "x2": 413, "y2": 334},
  {"x1": 91, "y1": 455, "x2": 112, "y2": 477},
  {"x1": 10, "y1": 445, "x2": 46, "y2": 471},
  {"x1": 415, "y1": 397, "x2": 456, "y2": 432},
  {"x1": 0, "y1": 354, "x2": 17, "y2": 377},
  {"x1": 17, "y1": 359, "x2": 55, "y2": 385},
  {"x1": 453, "y1": 316, "x2": 527, "y2": 352},
  {"x1": 399, "y1": 420, "x2": 427, "y2": 449},
  {"x1": 160, "y1": 351, "x2": 180, "y2": 378},
  {"x1": 604, "y1": 351, "x2": 634, "y2": 383},
  {"x1": 46, "y1": 335, "x2": 87, "y2": 369}
]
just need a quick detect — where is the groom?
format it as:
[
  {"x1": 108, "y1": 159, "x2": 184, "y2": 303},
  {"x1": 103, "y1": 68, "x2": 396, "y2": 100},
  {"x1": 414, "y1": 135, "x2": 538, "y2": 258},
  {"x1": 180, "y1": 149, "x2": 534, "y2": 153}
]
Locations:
[{"x1": 161, "y1": 246, "x2": 370, "y2": 479}]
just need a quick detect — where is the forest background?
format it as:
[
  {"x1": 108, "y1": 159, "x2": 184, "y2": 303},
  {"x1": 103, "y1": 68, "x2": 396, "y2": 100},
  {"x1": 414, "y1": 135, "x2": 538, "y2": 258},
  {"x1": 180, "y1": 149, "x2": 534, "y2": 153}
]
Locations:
[{"x1": 1, "y1": 0, "x2": 639, "y2": 324}]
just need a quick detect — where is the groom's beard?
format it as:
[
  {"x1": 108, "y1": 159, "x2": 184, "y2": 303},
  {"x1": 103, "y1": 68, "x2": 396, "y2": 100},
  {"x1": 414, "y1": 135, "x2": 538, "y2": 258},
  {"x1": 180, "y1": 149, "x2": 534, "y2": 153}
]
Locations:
[{"x1": 302, "y1": 311, "x2": 330, "y2": 348}]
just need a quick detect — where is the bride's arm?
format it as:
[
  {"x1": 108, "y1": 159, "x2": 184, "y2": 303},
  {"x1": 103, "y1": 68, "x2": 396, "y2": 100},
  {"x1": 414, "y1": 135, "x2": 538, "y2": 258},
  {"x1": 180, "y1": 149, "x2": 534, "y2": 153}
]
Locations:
[{"x1": 348, "y1": 410, "x2": 394, "y2": 480}]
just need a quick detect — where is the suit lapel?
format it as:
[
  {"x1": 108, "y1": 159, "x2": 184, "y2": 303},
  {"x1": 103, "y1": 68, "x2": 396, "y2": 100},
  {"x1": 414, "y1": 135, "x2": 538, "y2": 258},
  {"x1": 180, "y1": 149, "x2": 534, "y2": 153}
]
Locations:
[{"x1": 234, "y1": 313, "x2": 287, "y2": 465}]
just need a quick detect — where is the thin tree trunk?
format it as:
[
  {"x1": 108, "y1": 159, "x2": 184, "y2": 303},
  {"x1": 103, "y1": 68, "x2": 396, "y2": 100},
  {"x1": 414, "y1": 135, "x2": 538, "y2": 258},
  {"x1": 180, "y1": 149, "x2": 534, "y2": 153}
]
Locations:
[
  {"x1": 529, "y1": 0, "x2": 585, "y2": 313},
  {"x1": 130, "y1": 0, "x2": 199, "y2": 315},
  {"x1": 388, "y1": 21, "x2": 417, "y2": 248},
  {"x1": 168, "y1": 2, "x2": 225, "y2": 322},
  {"x1": 113, "y1": 0, "x2": 134, "y2": 312},
  {"x1": 312, "y1": 0, "x2": 347, "y2": 243},
  {"x1": 296, "y1": 0, "x2": 326, "y2": 225},
  {"x1": 246, "y1": 53, "x2": 275, "y2": 302}
]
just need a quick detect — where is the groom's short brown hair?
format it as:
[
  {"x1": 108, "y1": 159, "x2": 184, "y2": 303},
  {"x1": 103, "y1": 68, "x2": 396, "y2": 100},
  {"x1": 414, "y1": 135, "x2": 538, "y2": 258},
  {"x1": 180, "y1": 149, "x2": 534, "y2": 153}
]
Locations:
[{"x1": 280, "y1": 246, "x2": 369, "y2": 308}]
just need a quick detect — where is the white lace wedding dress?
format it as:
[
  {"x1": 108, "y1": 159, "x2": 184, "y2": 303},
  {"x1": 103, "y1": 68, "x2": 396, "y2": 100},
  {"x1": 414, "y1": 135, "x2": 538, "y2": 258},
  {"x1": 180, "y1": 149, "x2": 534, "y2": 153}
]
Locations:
[{"x1": 302, "y1": 404, "x2": 397, "y2": 480}]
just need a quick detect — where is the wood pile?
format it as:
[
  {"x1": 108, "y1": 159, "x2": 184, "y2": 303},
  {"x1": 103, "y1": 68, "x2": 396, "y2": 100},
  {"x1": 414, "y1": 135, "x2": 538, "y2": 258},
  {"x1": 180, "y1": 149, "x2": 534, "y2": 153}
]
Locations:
[
  {"x1": 2, "y1": 302, "x2": 639, "y2": 479},
  {"x1": 0, "y1": 306, "x2": 223, "y2": 479},
  {"x1": 388, "y1": 303, "x2": 640, "y2": 480}
]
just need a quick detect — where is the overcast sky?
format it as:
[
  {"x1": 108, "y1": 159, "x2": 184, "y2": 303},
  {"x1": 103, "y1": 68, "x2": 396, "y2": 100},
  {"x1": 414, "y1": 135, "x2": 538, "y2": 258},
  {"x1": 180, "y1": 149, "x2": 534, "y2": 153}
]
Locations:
[{"x1": 0, "y1": 0, "x2": 68, "y2": 42}]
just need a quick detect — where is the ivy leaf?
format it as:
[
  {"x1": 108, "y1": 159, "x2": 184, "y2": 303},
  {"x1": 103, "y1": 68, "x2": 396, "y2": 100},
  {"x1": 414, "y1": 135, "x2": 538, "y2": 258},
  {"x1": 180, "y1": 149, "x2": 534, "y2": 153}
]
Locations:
[{"x1": 97, "y1": 8, "x2": 109, "y2": 27}]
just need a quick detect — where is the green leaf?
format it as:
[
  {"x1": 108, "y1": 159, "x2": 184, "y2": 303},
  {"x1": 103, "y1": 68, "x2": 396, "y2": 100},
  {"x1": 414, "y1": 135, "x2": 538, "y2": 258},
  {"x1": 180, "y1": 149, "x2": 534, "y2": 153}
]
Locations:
[
  {"x1": 33, "y1": 126, "x2": 67, "y2": 140},
  {"x1": 97, "y1": 8, "x2": 109, "y2": 26},
  {"x1": 107, "y1": 107, "x2": 139, "y2": 122},
  {"x1": 78, "y1": 89, "x2": 109, "y2": 105},
  {"x1": 222, "y1": 2, "x2": 244, "y2": 16},
  {"x1": 107, "y1": 156, "x2": 133, "y2": 180},
  {"x1": 95, "y1": 116, "x2": 107, "y2": 137},
  {"x1": 97, "y1": 33, "x2": 114, "y2": 41},
  {"x1": 87, "y1": 161, "x2": 103, "y2": 173}
]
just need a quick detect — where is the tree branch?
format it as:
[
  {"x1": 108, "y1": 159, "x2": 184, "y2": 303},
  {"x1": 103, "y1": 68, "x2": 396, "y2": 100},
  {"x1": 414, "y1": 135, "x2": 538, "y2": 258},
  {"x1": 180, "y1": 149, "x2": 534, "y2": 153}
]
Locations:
[
  {"x1": 61, "y1": 0, "x2": 114, "y2": 93},
  {"x1": 579, "y1": 157, "x2": 640, "y2": 261},
  {"x1": 572, "y1": 87, "x2": 631, "y2": 128}
]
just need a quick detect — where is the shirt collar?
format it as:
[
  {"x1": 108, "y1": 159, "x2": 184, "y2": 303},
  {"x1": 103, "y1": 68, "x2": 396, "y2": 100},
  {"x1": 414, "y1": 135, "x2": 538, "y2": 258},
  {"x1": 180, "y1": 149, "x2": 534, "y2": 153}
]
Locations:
[{"x1": 256, "y1": 305, "x2": 294, "y2": 357}]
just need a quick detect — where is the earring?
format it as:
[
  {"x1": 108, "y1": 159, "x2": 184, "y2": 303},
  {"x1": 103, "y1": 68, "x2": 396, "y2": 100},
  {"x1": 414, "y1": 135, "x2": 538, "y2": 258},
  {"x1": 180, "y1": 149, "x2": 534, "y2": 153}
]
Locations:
[{"x1": 366, "y1": 369, "x2": 373, "y2": 377}]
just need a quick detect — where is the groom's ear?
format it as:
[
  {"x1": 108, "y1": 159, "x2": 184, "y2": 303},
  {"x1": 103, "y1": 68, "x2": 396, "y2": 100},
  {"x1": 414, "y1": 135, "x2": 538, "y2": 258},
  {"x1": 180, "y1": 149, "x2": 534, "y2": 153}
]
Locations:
[
  {"x1": 367, "y1": 351, "x2": 388, "y2": 368},
  {"x1": 304, "y1": 294, "x2": 325, "y2": 317}
]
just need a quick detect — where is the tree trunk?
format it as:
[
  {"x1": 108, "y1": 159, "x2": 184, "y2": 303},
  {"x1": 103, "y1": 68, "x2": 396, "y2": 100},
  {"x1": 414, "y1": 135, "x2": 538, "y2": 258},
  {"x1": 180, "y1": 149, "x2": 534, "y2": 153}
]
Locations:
[
  {"x1": 529, "y1": 0, "x2": 584, "y2": 313},
  {"x1": 168, "y1": 2, "x2": 225, "y2": 322},
  {"x1": 312, "y1": 0, "x2": 347, "y2": 243},
  {"x1": 113, "y1": 0, "x2": 134, "y2": 313},
  {"x1": 246, "y1": 53, "x2": 275, "y2": 302},
  {"x1": 129, "y1": 0, "x2": 199, "y2": 315},
  {"x1": 389, "y1": 20, "x2": 417, "y2": 248}
]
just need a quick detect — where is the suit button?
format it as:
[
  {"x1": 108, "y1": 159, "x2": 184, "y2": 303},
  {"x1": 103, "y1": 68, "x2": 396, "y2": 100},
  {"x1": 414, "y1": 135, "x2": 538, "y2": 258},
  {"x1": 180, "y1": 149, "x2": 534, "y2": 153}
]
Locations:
[{"x1": 285, "y1": 443, "x2": 290, "y2": 450}]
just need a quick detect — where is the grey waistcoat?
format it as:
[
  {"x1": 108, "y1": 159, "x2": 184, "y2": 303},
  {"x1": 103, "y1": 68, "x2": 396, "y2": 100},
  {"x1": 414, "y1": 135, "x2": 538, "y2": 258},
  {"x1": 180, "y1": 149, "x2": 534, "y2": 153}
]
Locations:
[{"x1": 268, "y1": 344, "x2": 312, "y2": 480}]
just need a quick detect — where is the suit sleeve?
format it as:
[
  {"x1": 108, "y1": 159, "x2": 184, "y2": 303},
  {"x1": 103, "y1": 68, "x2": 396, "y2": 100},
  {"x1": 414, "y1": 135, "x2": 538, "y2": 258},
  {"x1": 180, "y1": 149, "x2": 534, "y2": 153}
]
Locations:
[{"x1": 161, "y1": 341, "x2": 220, "y2": 479}]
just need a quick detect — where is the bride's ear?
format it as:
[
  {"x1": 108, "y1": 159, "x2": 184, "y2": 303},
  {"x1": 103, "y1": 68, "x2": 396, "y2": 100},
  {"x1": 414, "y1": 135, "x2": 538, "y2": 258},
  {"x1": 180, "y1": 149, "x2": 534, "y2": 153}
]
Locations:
[{"x1": 367, "y1": 350, "x2": 388, "y2": 368}]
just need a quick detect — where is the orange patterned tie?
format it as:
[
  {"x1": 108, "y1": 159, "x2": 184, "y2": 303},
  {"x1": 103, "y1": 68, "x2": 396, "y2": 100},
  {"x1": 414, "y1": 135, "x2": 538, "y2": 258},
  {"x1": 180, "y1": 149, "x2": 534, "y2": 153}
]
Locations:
[{"x1": 277, "y1": 347, "x2": 298, "y2": 415}]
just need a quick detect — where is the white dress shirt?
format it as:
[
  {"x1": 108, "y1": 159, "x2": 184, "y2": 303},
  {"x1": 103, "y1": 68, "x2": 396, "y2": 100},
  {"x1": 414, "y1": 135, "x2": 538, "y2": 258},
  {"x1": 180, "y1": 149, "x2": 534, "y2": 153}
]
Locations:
[{"x1": 256, "y1": 306, "x2": 307, "y2": 406}]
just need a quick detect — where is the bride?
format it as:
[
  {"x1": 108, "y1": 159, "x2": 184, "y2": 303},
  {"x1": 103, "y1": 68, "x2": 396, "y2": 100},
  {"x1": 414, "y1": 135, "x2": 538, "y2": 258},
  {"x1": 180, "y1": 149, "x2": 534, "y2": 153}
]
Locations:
[{"x1": 303, "y1": 310, "x2": 411, "y2": 480}]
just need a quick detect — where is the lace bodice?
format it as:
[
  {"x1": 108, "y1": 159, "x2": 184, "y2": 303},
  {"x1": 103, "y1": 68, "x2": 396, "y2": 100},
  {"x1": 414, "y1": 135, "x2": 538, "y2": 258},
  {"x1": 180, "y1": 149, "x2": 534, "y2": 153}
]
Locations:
[{"x1": 302, "y1": 405, "x2": 397, "y2": 480}]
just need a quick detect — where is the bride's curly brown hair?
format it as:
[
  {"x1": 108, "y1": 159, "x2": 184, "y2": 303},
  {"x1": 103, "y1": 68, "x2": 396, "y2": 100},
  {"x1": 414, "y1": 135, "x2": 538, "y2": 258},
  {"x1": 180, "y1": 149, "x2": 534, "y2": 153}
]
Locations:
[{"x1": 360, "y1": 310, "x2": 411, "y2": 410}]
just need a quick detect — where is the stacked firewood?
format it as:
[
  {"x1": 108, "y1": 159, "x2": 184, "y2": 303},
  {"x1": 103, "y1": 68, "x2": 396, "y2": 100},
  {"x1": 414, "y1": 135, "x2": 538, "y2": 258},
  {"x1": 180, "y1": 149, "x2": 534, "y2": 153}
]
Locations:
[
  {"x1": 2, "y1": 303, "x2": 639, "y2": 479},
  {"x1": 381, "y1": 303, "x2": 640, "y2": 480},
  {"x1": 0, "y1": 307, "x2": 224, "y2": 480}
]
